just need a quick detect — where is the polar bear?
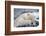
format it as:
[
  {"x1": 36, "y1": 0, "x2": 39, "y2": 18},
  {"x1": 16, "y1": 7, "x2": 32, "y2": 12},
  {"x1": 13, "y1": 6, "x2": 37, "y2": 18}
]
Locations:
[{"x1": 14, "y1": 12, "x2": 35, "y2": 27}]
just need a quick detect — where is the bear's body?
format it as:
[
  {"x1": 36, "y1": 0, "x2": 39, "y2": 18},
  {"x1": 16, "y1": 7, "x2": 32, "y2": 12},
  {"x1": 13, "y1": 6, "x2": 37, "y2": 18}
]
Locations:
[{"x1": 14, "y1": 13, "x2": 35, "y2": 27}]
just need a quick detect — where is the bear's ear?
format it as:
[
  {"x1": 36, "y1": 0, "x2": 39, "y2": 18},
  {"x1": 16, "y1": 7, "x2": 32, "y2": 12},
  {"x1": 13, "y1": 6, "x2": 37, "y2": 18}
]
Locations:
[{"x1": 27, "y1": 14, "x2": 30, "y2": 16}]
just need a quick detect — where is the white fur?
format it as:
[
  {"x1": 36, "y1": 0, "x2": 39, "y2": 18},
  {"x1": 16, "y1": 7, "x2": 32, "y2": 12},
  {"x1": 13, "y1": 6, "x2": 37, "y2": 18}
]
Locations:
[{"x1": 14, "y1": 13, "x2": 35, "y2": 27}]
